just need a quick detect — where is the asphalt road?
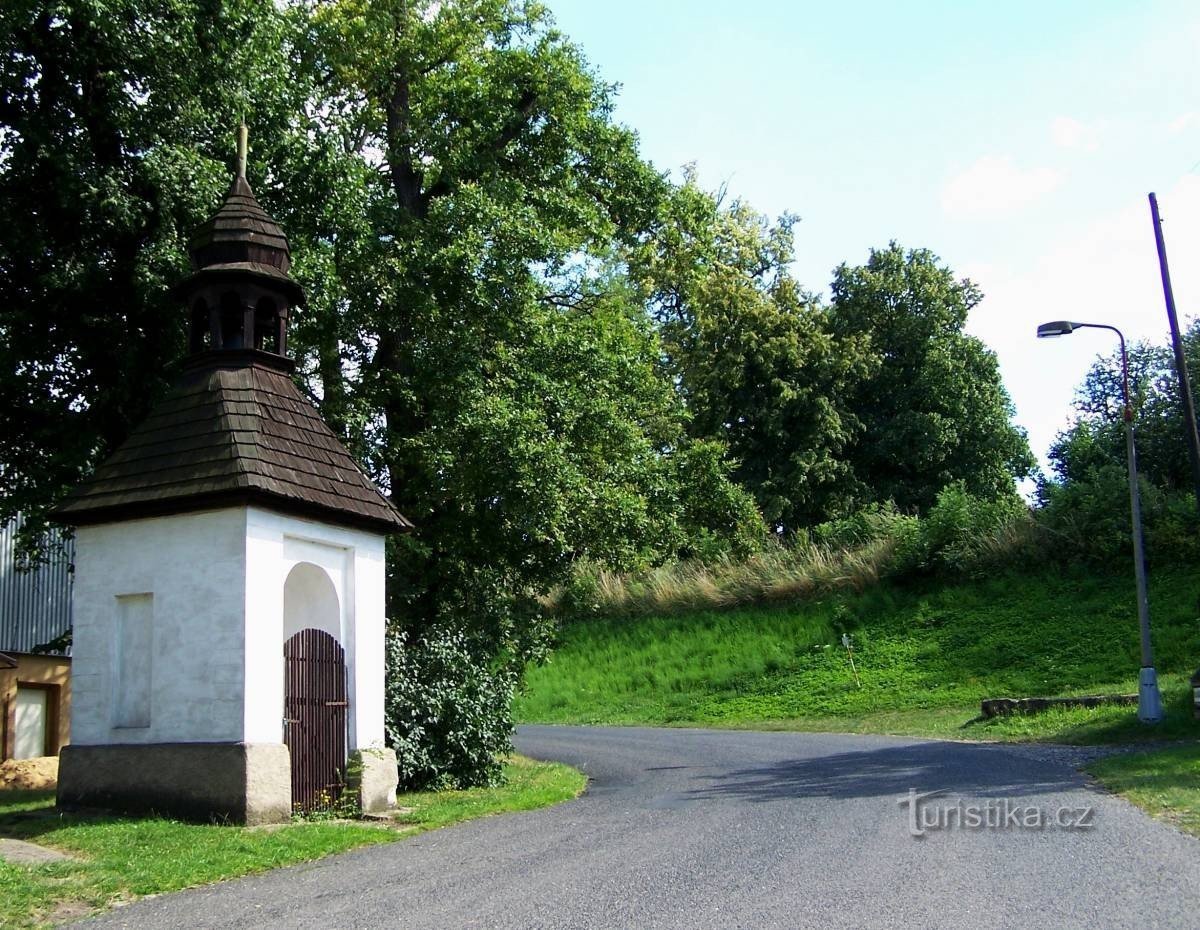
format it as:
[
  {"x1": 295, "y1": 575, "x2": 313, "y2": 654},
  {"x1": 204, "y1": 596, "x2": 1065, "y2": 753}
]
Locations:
[{"x1": 80, "y1": 726, "x2": 1200, "y2": 929}]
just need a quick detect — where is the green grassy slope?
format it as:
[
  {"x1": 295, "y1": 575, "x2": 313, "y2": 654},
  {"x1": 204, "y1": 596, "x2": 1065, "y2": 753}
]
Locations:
[{"x1": 516, "y1": 568, "x2": 1200, "y2": 743}]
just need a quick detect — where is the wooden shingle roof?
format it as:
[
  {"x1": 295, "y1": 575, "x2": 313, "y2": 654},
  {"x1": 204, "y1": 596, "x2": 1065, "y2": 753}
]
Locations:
[
  {"x1": 55, "y1": 352, "x2": 411, "y2": 535},
  {"x1": 190, "y1": 176, "x2": 291, "y2": 270}
]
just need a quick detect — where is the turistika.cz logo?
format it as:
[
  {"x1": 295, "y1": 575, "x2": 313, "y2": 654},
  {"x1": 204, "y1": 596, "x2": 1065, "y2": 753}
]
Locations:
[{"x1": 898, "y1": 789, "x2": 1096, "y2": 838}]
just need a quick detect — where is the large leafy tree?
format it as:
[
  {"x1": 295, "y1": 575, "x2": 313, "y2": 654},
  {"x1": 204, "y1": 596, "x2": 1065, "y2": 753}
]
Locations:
[
  {"x1": 828, "y1": 244, "x2": 1033, "y2": 512},
  {"x1": 1038, "y1": 326, "x2": 1200, "y2": 568},
  {"x1": 1, "y1": 0, "x2": 761, "y2": 784},
  {"x1": 300, "y1": 0, "x2": 766, "y2": 785},
  {"x1": 305, "y1": 1, "x2": 760, "y2": 632},
  {"x1": 629, "y1": 174, "x2": 869, "y2": 531},
  {"x1": 0, "y1": 0, "x2": 313, "y2": 547}
]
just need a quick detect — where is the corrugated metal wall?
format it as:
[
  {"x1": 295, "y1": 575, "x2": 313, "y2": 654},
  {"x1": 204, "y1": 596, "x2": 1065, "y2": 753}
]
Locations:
[{"x1": 0, "y1": 514, "x2": 73, "y2": 654}]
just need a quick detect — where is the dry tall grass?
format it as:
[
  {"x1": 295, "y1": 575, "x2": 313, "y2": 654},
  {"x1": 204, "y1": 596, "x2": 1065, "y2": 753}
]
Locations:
[
  {"x1": 544, "y1": 535, "x2": 902, "y2": 618},
  {"x1": 545, "y1": 487, "x2": 1049, "y2": 620}
]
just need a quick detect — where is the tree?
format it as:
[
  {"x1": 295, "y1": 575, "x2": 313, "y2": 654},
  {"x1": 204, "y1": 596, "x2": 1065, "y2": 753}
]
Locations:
[
  {"x1": 295, "y1": 0, "x2": 767, "y2": 783},
  {"x1": 827, "y1": 243, "x2": 1034, "y2": 512},
  {"x1": 3, "y1": 0, "x2": 764, "y2": 786},
  {"x1": 1048, "y1": 322, "x2": 1200, "y2": 491},
  {"x1": 0, "y1": 0, "x2": 315, "y2": 551},
  {"x1": 628, "y1": 173, "x2": 869, "y2": 531},
  {"x1": 307, "y1": 2, "x2": 760, "y2": 632},
  {"x1": 1038, "y1": 322, "x2": 1200, "y2": 567}
]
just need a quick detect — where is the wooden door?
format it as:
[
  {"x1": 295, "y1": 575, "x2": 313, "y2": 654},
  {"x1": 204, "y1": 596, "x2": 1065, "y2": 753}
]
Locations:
[
  {"x1": 13, "y1": 687, "x2": 48, "y2": 759},
  {"x1": 283, "y1": 629, "x2": 348, "y2": 813}
]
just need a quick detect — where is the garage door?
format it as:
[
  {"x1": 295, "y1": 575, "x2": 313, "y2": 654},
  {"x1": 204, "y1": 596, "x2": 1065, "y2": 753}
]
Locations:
[{"x1": 13, "y1": 687, "x2": 48, "y2": 759}]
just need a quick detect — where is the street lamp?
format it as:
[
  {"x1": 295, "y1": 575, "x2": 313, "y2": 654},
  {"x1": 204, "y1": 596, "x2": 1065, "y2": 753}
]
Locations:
[{"x1": 1037, "y1": 320, "x2": 1164, "y2": 723}]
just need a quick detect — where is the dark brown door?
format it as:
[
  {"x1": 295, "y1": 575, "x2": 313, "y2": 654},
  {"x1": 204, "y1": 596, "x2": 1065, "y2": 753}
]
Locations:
[{"x1": 283, "y1": 629, "x2": 348, "y2": 813}]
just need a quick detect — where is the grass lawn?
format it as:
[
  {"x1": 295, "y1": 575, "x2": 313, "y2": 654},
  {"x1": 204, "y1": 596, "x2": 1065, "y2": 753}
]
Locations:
[
  {"x1": 0, "y1": 755, "x2": 585, "y2": 929},
  {"x1": 516, "y1": 567, "x2": 1200, "y2": 745},
  {"x1": 1087, "y1": 744, "x2": 1200, "y2": 836}
]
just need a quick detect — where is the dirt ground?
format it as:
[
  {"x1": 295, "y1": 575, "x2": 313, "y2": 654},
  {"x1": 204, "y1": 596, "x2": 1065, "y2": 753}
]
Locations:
[{"x1": 0, "y1": 756, "x2": 58, "y2": 790}]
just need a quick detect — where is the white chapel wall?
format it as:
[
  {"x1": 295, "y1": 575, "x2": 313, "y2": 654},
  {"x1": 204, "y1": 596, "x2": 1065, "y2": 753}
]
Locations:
[
  {"x1": 71, "y1": 508, "x2": 249, "y2": 745},
  {"x1": 71, "y1": 506, "x2": 388, "y2": 751},
  {"x1": 244, "y1": 507, "x2": 387, "y2": 750}
]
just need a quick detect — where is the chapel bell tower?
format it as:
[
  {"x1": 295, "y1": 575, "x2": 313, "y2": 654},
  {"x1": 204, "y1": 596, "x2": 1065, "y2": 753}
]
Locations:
[{"x1": 54, "y1": 127, "x2": 411, "y2": 824}]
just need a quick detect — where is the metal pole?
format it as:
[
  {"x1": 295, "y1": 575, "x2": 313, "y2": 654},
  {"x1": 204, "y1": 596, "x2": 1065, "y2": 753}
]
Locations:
[
  {"x1": 1039, "y1": 320, "x2": 1166, "y2": 722},
  {"x1": 1149, "y1": 193, "x2": 1200, "y2": 515},
  {"x1": 1116, "y1": 328, "x2": 1164, "y2": 722},
  {"x1": 1125, "y1": 418, "x2": 1153, "y2": 668}
]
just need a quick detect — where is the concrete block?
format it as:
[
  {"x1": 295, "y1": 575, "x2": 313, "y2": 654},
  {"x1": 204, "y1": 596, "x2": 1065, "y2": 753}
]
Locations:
[
  {"x1": 57, "y1": 742, "x2": 291, "y2": 824},
  {"x1": 350, "y1": 748, "x2": 398, "y2": 813}
]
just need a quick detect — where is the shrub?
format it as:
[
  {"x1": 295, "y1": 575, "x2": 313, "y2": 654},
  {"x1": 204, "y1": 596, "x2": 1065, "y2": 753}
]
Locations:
[
  {"x1": 384, "y1": 628, "x2": 516, "y2": 790},
  {"x1": 1034, "y1": 467, "x2": 1200, "y2": 569},
  {"x1": 808, "y1": 502, "x2": 919, "y2": 552},
  {"x1": 544, "y1": 488, "x2": 1041, "y2": 622},
  {"x1": 1145, "y1": 487, "x2": 1200, "y2": 567},
  {"x1": 808, "y1": 487, "x2": 1033, "y2": 579},
  {"x1": 1036, "y1": 466, "x2": 1131, "y2": 566},
  {"x1": 552, "y1": 559, "x2": 619, "y2": 619},
  {"x1": 915, "y1": 482, "x2": 1030, "y2": 575}
]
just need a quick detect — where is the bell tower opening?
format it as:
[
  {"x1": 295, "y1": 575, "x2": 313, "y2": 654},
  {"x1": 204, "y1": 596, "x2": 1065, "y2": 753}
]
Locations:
[
  {"x1": 189, "y1": 299, "x2": 210, "y2": 353},
  {"x1": 255, "y1": 297, "x2": 280, "y2": 354},
  {"x1": 171, "y1": 123, "x2": 302, "y2": 362}
]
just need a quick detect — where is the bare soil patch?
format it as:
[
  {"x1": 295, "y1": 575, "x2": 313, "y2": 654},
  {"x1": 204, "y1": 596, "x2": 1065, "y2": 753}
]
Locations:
[{"x1": 0, "y1": 757, "x2": 58, "y2": 791}]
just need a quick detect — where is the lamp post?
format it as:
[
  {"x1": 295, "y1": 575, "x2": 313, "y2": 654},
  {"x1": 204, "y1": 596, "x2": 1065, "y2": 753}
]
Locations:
[{"x1": 1037, "y1": 320, "x2": 1164, "y2": 723}]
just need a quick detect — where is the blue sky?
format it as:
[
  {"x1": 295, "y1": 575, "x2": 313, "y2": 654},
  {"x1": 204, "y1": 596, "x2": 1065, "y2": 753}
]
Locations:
[{"x1": 547, "y1": 0, "x2": 1200, "y2": 474}]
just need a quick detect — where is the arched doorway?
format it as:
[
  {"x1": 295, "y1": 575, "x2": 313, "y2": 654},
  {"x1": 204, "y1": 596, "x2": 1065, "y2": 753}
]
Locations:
[
  {"x1": 282, "y1": 563, "x2": 347, "y2": 812},
  {"x1": 283, "y1": 561, "x2": 341, "y2": 642}
]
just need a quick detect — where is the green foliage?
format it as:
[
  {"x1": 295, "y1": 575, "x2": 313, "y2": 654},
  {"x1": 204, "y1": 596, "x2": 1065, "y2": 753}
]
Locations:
[
  {"x1": 306, "y1": 1, "x2": 767, "y2": 787},
  {"x1": 384, "y1": 628, "x2": 517, "y2": 790},
  {"x1": 1034, "y1": 311, "x2": 1200, "y2": 579},
  {"x1": 670, "y1": 438, "x2": 768, "y2": 561},
  {"x1": 807, "y1": 502, "x2": 920, "y2": 552},
  {"x1": 1087, "y1": 745, "x2": 1200, "y2": 837},
  {"x1": 2, "y1": 0, "x2": 763, "y2": 788},
  {"x1": 806, "y1": 488, "x2": 1031, "y2": 579},
  {"x1": 548, "y1": 487, "x2": 1035, "y2": 619},
  {"x1": 1143, "y1": 485, "x2": 1200, "y2": 565},
  {"x1": 828, "y1": 244, "x2": 1035, "y2": 513},
  {"x1": 907, "y1": 482, "x2": 1029, "y2": 575},
  {"x1": 1038, "y1": 466, "x2": 1200, "y2": 569},
  {"x1": 1042, "y1": 320, "x2": 1200, "y2": 570},
  {"x1": 1049, "y1": 320, "x2": 1200, "y2": 491},
  {"x1": 628, "y1": 173, "x2": 868, "y2": 530},
  {"x1": 304, "y1": 3, "x2": 765, "y2": 757},
  {"x1": 1038, "y1": 465, "x2": 1133, "y2": 566},
  {"x1": 0, "y1": 0, "x2": 312, "y2": 545}
]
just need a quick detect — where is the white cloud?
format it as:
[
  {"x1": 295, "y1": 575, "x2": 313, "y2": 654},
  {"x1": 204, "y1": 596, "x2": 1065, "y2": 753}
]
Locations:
[
  {"x1": 1051, "y1": 116, "x2": 1100, "y2": 152},
  {"x1": 1168, "y1": 111, "x2": 1198, "y2": 135},
  {"x1": 941, "y1": 155, "x2": 1061, "y2": 219},
  {"x1": 965, "y1": 174, "x2": 1200, "y2": 472}
]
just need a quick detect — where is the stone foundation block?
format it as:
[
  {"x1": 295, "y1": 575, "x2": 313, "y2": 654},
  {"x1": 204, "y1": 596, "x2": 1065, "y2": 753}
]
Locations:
[
  {"x1": 57, "y1": 742, "x2": 292, "y2": 824},
  {"x1": 350, "y1": 748, "x2": 398, "y2": 813}
]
